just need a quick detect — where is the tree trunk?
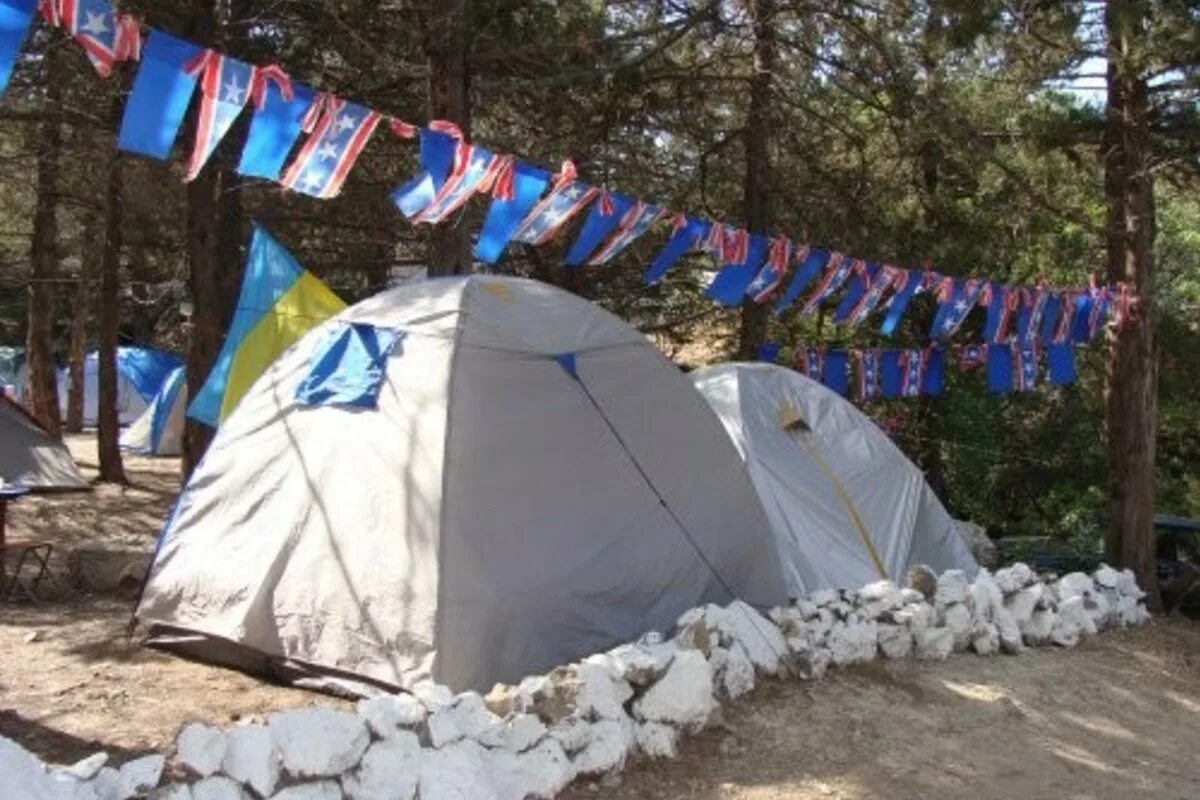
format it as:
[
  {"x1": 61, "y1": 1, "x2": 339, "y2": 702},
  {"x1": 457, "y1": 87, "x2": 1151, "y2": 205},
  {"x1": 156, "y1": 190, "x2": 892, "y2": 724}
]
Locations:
[
  {"x1": 97, "y1": 140, "x2": 127, "y2": 484},
  {"x1": 181, "y1": 0, "x2": 247, "y2": 479},
  {"x1": 1103, "y1": 0, "x2": 1159, "y2": 609},
  {"x1": 25, "y1": 58, "x2": 63, "y2": 437},
  {"x1": 424, "y1": 0, "x2": 472, "y2": 276},
  {"x1": 736, "y1": 0, "x2": 776, "y2": 360},
  {"x1": 65, "y1": 213, "x2": 98, "y2": 433}
]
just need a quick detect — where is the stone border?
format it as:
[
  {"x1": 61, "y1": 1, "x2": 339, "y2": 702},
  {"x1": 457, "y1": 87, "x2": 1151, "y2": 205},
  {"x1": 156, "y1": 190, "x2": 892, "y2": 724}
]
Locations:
[{"x1": 4, "y1": 563, "x2": 1151, "y2": 800}]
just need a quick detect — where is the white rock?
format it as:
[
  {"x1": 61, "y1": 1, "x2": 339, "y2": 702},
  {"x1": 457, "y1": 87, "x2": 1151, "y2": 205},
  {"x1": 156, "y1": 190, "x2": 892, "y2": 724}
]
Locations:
[
  {"x1": 191, "y1": 776, "x2": 251, "y2": 800},
  {"x1": 489, "y1": 739, "x2": 574, "y2": 800},
  {"x1": 634, "y1": 722, "x2": 678, "y2": 759},
  {"x1": 418, "y1": 740, "x2": 496, "y2": 800},
  {"x1": 114, "y1": 755, "x2": 164, "y2": 799},
  {"x1": 995, "y1": 563, "x2": 1035, "y2": 594},
  {"x1": 969, "y1": 570, "x2": 1004, "y2": 623},
  {"x1": 574, "y1": 663, "x2": 632, "y2": 720},
  {"x1": 356, "y1": 694, "x2": 427, "y2": 739},
  {"x1": 151, "y1": 783, "x2": 193, "y2": 800},
  {"x1": 425, "y1": 707, "x2": 464, "y2": 749},
  {"x1": 1093, "y1": 564, "x2": 1121, "y2": 589},
  {"x1": 893, "y1": 601, "x2": 935, "y2": 632},
  {"x1": 876, "y1": 623, "x2": 913, "y2": 659},
  {"x1": 428, "y1": 692, "x2": 497, "y2": 747},
  {"x1": 1056, "y1": 572, "x2": 1095, "y2": 600},
  {"x1": 548, "y1": 719, "x2": 593, "y2": 755},
  {"x1": 1004, "y1": 584, "x2": 1043, "y2": 625},
  {"x1": 797, "y1": 647, "x2": 832, "y2": 680},
  {"x1": 934, "y1": 571, "x2": 970, "y2": 607},
  {"x1": 714, "y1": 600, "x2": 786, "y2": 676},
  {"x1": 269, "y1": 707, "x2": 369, "y2": 778},
  {"x1": 496, "y1": 714, "x2": 547, "y2": 754},
  {"x1": 1020, "y1": 609, "x2": 1056, "y2": 645},
  {"x1": 0, "y1": 735, "x2": 81, "y2": 800},
  {"x1": 1116, "y1": 568, "x2": 1142, "y2": 598},
  {"x1": 941, "y1": 603, "x2": 974, "y2": 650},
  {"x1": 971, "y1": 623, "x2": 1000, "y2": 656},
  {"x1": 707, "y1": 645, "x2": 729, "y2": 675},
  {"x1": 341, "y1": 733, "x2": 419, "y2": 800},
  {"x1": 89, "y1": 768, "x2": 121, "y2": 800},
  {"x1": 856, "y1": 580, "x2": 902, "y2": 619},
  {"x1": 632, "y1": 650, "x2": 714, "y2": 731},
  {"x1": 808, "y1": 589, "x2": 840, "y2": 607},
  {"x1": 60, "y1": 752, "x2": 109, "y2": 782},
  {"x1": 220, "y1": 725, "x2": 279, "y2": 798},
  {"x1": 794, "y1": 599, "x2": 820, "y2": 619},
  {"x1": 599, "y1": 642, "x2": 676, "y2": 687},
  {"x1": 410, "y1": 681, "x2": 455, "y2": 713},
  {"x1": 721, "y1": 642, "x2": 756, "y2": 699},
  {"x1": 177, "y1": 724, "x2": 227, "y2": 778},
  {"x1": 827, "y1": 620, "x2": 878, "y2": 666},
  {"x1": 898, "y1": 588, "x2": 926, "y2": 605},
  {"x1": 571, "y1": 718, "x2": 634, "y2": 776},
  {"x1": 268, "y1": 781, "x2": 342, "y2": 800},
  {"x1": 1083, "y1": 592, "x2": 1111, "y2": 629},
  {"x1": 914, "y1": 627, "x2": 953, "y2": 661},
  {"x1": 994, "y1": 607, "x2": 1025, "y2": 654}
]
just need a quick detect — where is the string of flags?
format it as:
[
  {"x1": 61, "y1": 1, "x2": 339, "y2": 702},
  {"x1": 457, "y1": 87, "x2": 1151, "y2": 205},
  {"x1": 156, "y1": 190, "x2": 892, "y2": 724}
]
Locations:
[
  {"x1": 758, "y1": 339, "x2": 1079, "y2": 403},
  {"x1": 0, "y1": 0, "x2": 1138, "y2": 348}
]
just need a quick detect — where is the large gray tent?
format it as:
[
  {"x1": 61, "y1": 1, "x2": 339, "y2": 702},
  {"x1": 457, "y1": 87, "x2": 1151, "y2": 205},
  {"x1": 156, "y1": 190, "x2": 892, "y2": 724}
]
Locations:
[
  {"x1": 0, "y1": 394, "x2": 88, "y2": 491},
  {"x1": 138, "y1": 276, "x2": 787, "y2": 692}
]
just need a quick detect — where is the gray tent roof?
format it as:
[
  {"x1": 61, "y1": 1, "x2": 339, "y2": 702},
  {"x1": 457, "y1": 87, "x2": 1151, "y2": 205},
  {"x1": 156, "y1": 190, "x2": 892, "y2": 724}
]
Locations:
[{"x1": 0, "y1": 395, "x2": 88, "y2": 492}]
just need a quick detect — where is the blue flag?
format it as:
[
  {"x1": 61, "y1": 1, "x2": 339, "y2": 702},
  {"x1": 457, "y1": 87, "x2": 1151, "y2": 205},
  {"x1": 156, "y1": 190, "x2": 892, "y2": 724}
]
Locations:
[
  {"x1": 117, "y1": 30, "x2": 204, "y2": 160},
  {"x1": 922, "y1": 347, "x2": 945, "y2": 396},
  {"x1": 706, "y1": 234, "x2": 768, "y2": 307},
  {"x1": 987, "y1": 343, "x2": 1013, "y2": 393},
  {"x1": 832, "y1": 261, "x2": 876, "y2": 324},
  {"x1": 0, "y1": 0, "x2": 36, "y2": 100},
  {"x1": 391, "y1": 128, "x2": 459, "y2": 218},
  {"x1": 475, "y1": 162, "x2": 552, "y2": 264},
  {"x1": 775, "y1": 248, "x2": 829, "y2": 314},
  {"x1": 645, "y1": 216, "x2": 710, "y2": 284},
  {"x1": 1046, "y1": 343, "x2": 1076, "y2": 386},
  {"x1": 757, "y1": 342, "x2": 781, "y2": 363},
  {"x1": 565, "y1": 192, "x2": 633, "y2": 266},
  {"x1": 880, "y1": 269, "x2": 923, "y2": 336},
  {"x1": 821, "y1": 349, "x2": 849, "y2": 396},
  {"x1": 880, "y1": 350, "x2": 903, "y2": 398},
  {"x1": 238, "y1": 80, "x2": 316, "y2": 182}
]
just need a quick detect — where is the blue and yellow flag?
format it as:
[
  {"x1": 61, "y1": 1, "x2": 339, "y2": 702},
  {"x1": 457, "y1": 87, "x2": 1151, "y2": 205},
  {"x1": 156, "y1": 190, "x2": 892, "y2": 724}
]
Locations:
[{"x1": 187, "y1": 223, "x2": 345, "y2": 427}]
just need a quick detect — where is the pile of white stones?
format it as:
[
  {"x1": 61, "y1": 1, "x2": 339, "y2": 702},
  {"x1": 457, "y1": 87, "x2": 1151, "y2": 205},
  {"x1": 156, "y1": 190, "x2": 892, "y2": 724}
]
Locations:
[{"x1": 5, "y1": 563, "x2": 1150, "y2": 800}]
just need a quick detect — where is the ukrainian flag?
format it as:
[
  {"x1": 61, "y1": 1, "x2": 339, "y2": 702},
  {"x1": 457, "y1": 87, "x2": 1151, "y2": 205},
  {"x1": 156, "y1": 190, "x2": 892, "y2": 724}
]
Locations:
[{"x1": 187, "y1": 223, "x2": 346, "y2": 427}]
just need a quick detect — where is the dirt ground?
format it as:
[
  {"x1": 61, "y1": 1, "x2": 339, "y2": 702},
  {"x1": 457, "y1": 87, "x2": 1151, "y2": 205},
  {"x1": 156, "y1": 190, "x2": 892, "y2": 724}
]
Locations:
[{"x1": 2, "y1": 436, "x2": 1198, "y2": 798}]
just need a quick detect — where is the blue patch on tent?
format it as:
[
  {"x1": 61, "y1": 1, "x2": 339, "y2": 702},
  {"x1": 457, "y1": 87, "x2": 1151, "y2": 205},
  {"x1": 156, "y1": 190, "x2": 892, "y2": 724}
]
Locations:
[
  {"x1": 552, "y1": 352, "x2": 579, "y2": 380},
  {"x1": 296, "y1": 324, "x2": 404, "y2": 409}
]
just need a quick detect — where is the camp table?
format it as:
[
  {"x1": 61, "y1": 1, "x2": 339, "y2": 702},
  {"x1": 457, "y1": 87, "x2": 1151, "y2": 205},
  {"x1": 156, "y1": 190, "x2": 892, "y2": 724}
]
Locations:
[{"x1": 0, "y1": 485, "x2": 56, "y2": 602}]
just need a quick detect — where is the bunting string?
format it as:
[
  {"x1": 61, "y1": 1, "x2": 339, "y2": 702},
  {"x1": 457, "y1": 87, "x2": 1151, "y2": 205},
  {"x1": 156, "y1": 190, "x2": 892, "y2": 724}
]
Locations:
[{"x1": 0, "y1": 0, "x2": 1137, "y2": 349}]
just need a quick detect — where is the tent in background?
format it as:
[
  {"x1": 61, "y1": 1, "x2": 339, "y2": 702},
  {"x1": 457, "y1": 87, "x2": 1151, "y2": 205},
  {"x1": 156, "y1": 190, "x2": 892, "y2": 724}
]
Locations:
[
  {"x1": 0, "y1": 346, "x2": 22, "y2": 396},
  {"x1": 58, "y1": 347, "x2": 182, "y2": 427},
  {"x1": 121, "y1": 366, "x2": 186, "y2": 456},
  {"x1": 139, "y1": 275, "x2": 787, "y2": 693},
  {"x1": 0, "y1": 394, "x2": 88, "y2": 491},
  {"x1": 693, "y1": 363, "x2": 978, "y2": 597}
]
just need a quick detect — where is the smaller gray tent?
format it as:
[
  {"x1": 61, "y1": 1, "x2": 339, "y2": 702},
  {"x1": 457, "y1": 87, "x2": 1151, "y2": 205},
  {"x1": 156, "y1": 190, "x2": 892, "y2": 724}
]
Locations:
[{"x1": 0, "y1": 395, "x2": 88, "y2": 491}]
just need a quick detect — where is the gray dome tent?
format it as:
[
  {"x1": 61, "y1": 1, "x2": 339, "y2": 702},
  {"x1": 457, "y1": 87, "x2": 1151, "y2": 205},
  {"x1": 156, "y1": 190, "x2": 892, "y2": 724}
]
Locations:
[
  {"x1": 138, "y1": 276, "x2": 787, "y2": 692},
  {"x1": 0, "y1": 394, "x2": 88, "y2": 491}
]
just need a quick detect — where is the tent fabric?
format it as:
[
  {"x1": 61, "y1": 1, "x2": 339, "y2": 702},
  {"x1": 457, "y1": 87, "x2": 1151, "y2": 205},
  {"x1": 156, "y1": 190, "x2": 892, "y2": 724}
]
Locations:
[
  {"x1": 692, "y1": 363, "x2": 978, "y2": 597},
  {"x1": 295, "y1": 324, "x2": 404, "y2": 409},
  {"x1": 188, "y1": 223, "x2": 346, "y2": 428},
  {"x1": 58, "y1": 347, "x2": 182, "y2": 427},
  {"x1": 138, "y1": 275, "x2": 787, "y2": 693},
  {"x1": 121, "y1": 366, "x2": 186, "y2": 456},
  {"x1": 0, "y1": 394, "x2": 88, "y2": 491}
]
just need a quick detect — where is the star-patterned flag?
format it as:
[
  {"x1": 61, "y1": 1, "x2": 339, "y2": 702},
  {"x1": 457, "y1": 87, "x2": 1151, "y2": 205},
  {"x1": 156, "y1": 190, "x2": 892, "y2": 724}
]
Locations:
[
  {"x1": 1016, "y1": 283, "x2": 1051, "y2": 346},
  {"x1": 856, "y1": 349, "x2": 881, "y2": 402},
  {"x1": 41, "y1": 0, "x2": 140, "y2": 78},
  {"x1": 900, "y1": 348, "x2": 925, "y2": 397},
  {"x1": 841, "y1": 263, "x2": 900, "y2": 327},
  {"x1": 183, "y1": 50, "x2": 256, "y2": 181},
  {"x1": 745, "y1": 236, "x2": 792, "y2": 304},
  {"x1": 983, "y1": 283, "x2": 1019, "y2": 343},
  {"x1": 1013, "y1": 346, "x2": 1039, "y2": 392},
  {"x1": 794, "y1": 347, "x2": 824, "y2": 383},
  {"x1": 281, "y1": 97, "x2": 380, "y2": 199},
  {"x1": 511, "y1": 162, "x2": 598, "y2": 246},
  {"x1": 414, "y1": 144, "x2": 504, "y2": 224},
  {"x1": 879, "y1": 268, "x2": 924, "y2": 336},
  {"x1": 930, "y1": 278, "x2": 985, "y2": 340},
  {"x1": 588, "y1": 201, "x2": 663, "y2": 266},
  {"x1": 800, "y1": 252, "x2": 853, "y2": 316}
]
